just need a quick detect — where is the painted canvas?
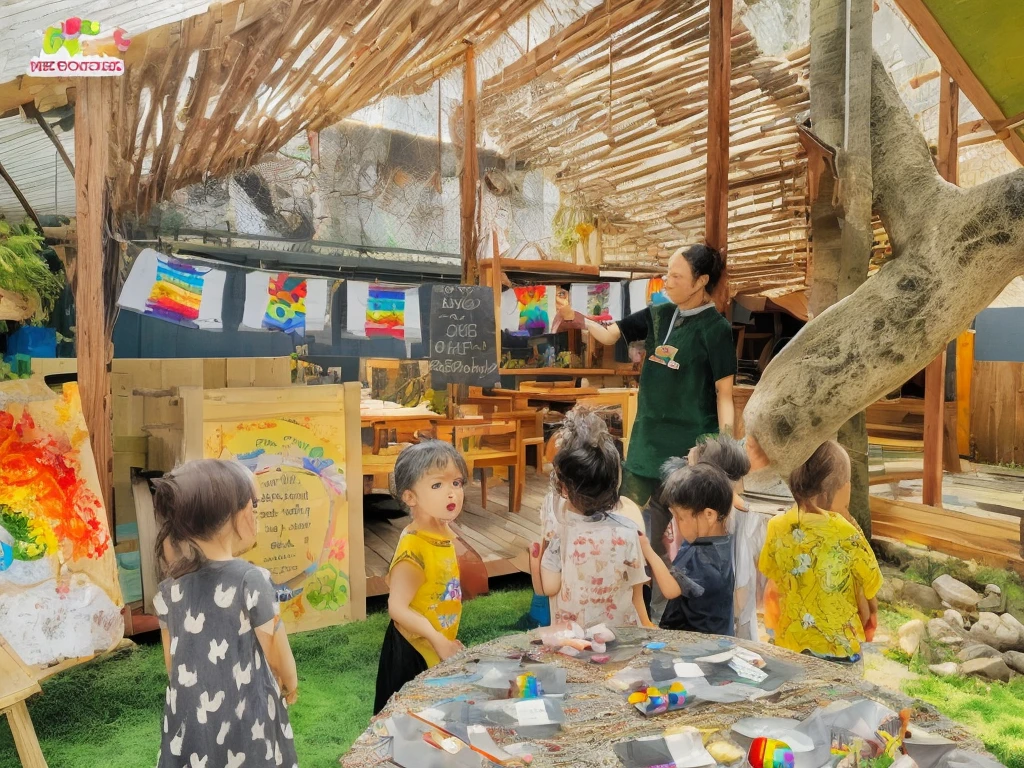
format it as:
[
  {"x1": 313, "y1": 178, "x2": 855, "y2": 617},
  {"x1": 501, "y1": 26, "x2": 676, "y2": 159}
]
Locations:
[
  {"x1": 118, "y1": 249, "x2": 226, "y2": 330},
  {"x1": 647, "y1": 276, "x2": 669, "y2": 305},
  {"x1": 344, "y1": 281, "x2": 422, "y2": 341},
  {"x1": 0, "y1": 379, "x2": 123, "y2": 669},
  {"x1": 628, "y1": 278, "x2": 669, "y2": 311},
  {"x1": 241, "y1": 271, "x2": 330, "y2": 335},
  {"x1": 514, "y1": 285, "x2": 551, "y2": 332},
  {"x1": 199, "y1": 386, "x2": 359, "y2": 632},
  {"x1": 570, "y1": 282, "x2": 623, "y2": 322}
]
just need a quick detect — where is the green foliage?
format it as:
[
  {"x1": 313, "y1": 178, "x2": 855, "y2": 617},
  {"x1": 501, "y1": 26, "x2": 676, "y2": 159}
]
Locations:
[
  {"x1": 0, "y1": 586, "x2": 532, "y2": 768},
  {"x1": 304, "y1": 564, "x2": 349, "y2": 612},
  {"x1": 0, "y1": 219, "x2": 64, "y2": 326},
  {"x1": 883, "y1": 647, "x2": 912, "y2": 666}
]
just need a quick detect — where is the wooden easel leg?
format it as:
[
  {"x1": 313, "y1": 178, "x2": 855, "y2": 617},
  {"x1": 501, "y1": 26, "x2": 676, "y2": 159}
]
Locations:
[{"x1": 4, "y1": 701, "x2": 48, "y2": 768}]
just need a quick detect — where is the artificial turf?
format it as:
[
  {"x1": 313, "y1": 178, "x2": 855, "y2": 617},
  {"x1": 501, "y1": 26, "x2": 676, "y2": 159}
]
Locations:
[{"x1": 0, "y1": 585, "x2": 533, "y2": 768}]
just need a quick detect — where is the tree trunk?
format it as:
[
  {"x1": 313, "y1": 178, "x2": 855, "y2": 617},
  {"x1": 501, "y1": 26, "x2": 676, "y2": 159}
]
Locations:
[
  {"x1": 744, "y1": 53, "x2": 1024, "y2": 478},
  {"x1": 806, "y1": 0, "x2": 874, "y2": 532}
]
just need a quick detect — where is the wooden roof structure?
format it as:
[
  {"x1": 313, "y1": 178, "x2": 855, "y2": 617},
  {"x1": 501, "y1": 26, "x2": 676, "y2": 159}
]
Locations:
[{"x1": 480, "y1": 0, "x2": 810, "y2": 296}]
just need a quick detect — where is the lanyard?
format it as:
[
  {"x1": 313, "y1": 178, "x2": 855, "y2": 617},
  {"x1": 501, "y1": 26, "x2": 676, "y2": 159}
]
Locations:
[{"x1": 663, "y1": 307, "x2": 679, "y2": 346}]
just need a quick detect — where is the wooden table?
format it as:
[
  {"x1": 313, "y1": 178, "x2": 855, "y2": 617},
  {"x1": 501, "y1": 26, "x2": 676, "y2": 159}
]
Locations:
[
  {"x1": 342, "y1": 629, "x2": 988, "y2": 768},
  {"x1": 361, "y1": 412, "x2": 440, "y2": 454}
]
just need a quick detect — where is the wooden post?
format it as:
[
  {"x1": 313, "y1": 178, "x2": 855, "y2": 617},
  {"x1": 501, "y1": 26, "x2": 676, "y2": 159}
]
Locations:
[
  {"x1": 491, "y1": 229, "x2": 502, "y2": 370},
  {"x1": 460, "y1": 45, "x2": 480, "y2": 286},
  {"x1": 956, "y1": 329, "x2": 974, "y2": 457},
  {"x1": 923, "y1": 69, "x2": 959, "y2": 507},
  {"x1": 705, "y1": 0, "x2": 732, "y2": 308},
  {"x1": 74, "y1": 78, "x2": 113, "y2": 511}
]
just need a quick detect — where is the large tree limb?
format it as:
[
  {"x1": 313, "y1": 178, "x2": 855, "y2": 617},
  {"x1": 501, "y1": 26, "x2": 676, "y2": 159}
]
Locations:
[{"x1": 745, "y1": 54, "x2": 1024, "y2": 476}]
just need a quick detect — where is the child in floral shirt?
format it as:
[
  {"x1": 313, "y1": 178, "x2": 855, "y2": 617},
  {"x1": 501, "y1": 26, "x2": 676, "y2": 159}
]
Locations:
[
  {"x1": 758, "y1": 440, "x2": 883, "y2": 664},
  {"x1": 530, "y1": 407, "x2": 651, "y2": 628}
]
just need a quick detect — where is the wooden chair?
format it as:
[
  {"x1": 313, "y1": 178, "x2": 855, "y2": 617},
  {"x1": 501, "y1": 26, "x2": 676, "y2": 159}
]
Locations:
[
  {"x1": 434, "y1": 418, "x2": 521, "y2": 512},
  {"x1": 518, "y1": 408, "x2": 546, "y2": 478}
]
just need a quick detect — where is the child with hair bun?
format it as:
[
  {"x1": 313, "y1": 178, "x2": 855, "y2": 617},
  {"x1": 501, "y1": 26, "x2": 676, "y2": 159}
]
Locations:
[{"x1": 529, "y1": 406, "x2": 652, "y2": 628}]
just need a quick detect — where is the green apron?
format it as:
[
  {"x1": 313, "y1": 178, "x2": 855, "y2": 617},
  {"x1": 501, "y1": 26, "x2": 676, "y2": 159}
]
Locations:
[{"x1": 623, "y1": 303, "x2": 736, "y2": 482}]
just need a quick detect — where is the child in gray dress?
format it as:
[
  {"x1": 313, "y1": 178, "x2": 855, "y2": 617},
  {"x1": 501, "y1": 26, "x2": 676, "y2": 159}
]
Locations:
[{"x1": 152, "y1": 459, "x2": 299, "y2": 768}]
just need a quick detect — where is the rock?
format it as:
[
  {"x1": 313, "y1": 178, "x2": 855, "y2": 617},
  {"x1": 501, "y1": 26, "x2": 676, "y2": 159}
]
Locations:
[
  {"x1": 918, "y1": 639, "x2": 942, "y2": 665},
  {"x1": 943, "y1": 609, "x2": 965, "y2": 629},
  {"x1": 927, "y1": 618, "x2": 965, "y2": 645},
  {"x1": 901, "y1": 582, "x2": 944, "y2": 614},
  {"x1": 929, "y1": 662, "x2": 960, "y2": 676},
  {"x1": 898, "y1": 619, "x2": 926, "y2": 656},
  {"x1": 977, "y1": 593, "x2": 1004, "y2": 613},
  {"x1": 932, "y1": 575, "x2": 982, "y2": 611},
  {"x1": 986, "y1": 584, "x2": 1002, "y2": 596},
  {"x1": 972, "y1": 612, "x2": 1021, "y2": 651},
  {"x1": 1003, "y1": 651, "x2": 1024, "y2": 675},
  {"x1": 958, "y1": 643, "x2": 1002, "y2": 662},
  {"x1": 877, "y1": 579, "x2": 900, "y2": 605},
  {"x1": 961, "y1": 656, "x2": 1013, "y2": 683},
  {"x1": 1000, "y1": 613, "x2": 1024, "y2": 648}
]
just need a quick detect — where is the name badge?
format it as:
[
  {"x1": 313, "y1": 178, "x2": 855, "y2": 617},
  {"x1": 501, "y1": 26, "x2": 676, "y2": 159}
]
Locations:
[{"x1": 650, "y1": 344, "x2": 680, "y2": 369}]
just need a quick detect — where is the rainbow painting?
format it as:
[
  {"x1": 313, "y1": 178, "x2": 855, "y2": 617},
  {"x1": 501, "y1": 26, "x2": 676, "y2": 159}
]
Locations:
[
  {"x1": 515, "y1": 285, "x2": 550, "y2": 332},
  {"x1": 366, "y1": 286, "x2": 406, "y2": 338},
  {"x1": 647, "y1": 276, "x2": 669, "y2": 305},
  {"x1": 145, "y1": 258, "x2": 205, "y2": 323},
  {"x1": 264, "y1": 273, "x2": 308, "y2": 334}
]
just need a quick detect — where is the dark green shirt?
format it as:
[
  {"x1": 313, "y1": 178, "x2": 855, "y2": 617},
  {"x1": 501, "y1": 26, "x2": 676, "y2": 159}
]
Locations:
[{"x1": 617, "y1": 303, "x2": 737, "y2": 478}]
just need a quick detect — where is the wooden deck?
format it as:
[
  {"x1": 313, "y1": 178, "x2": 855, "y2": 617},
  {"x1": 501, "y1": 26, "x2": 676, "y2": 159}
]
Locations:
[{"x1": 363, "y1": 472, "x2": 548, "y2": 596}]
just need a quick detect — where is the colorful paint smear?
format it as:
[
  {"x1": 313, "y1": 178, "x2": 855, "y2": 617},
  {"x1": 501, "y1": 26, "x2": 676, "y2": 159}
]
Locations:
[
  {"x1": 647, "y1": 276, "x2": 669, "y2": 305},
  {"x1": 587, "y1": 282, "x2": 613, "y2": 321},
  {"x1": 0, "y1": 388, "x2": 109, "y2": 569},
  {"x1": 264, "y1": 273, "x2": 308, "y2": 334},
  {"x1": 365, "y1": 286, "x2": 406, "y2": 338},
  {"x1": 145, "y1": 258, "x2": 205, "y2": 324},
  {"x1": 515, "y1": 285, "x2": 549, "y2": 332}
]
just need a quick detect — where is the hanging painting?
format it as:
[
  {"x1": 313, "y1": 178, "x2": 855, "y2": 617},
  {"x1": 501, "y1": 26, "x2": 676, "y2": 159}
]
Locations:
[
  {"x1": 241, "y1": 271, "x2": 330, "y2": 335},
  {"x1": 194, "y1": 385, "x2": 364, "y2": 632},
  {"x1": 0, "y1": 379, "x2": 123, "y2": 668},
  {"x1": 117, "y1": 249, "x2": 226, "y2": 330},
  {"x1": 570, "y1": 282, "x2": 623, "y2": 322},
  {"x1": 628, "y1": 278, "x2": 669, "y2": 311},
  {"x1": 344, "y1": 281, "x2": 421, "y2": 341}
]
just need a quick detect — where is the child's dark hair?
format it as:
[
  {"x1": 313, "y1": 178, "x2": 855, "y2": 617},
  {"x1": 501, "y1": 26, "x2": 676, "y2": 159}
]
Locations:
[
  {"x1": 392, "y1": 440, "x2": 469, "y2": 511},
  {"x1": 553, "y1": 406, "x2": 620, "y2": 516},
  {"x1": 661, "y1": 463, "x2": 734, "y2": 521},
  {"x1": 153, "y1": 459, "x2": 257, "y2": 580},
  {"x1": 691, "y1": 433, "x2": 750, "y2": 482},
  {"x1": 788, "y1": 439, "x2": 851, "y2": 513}
]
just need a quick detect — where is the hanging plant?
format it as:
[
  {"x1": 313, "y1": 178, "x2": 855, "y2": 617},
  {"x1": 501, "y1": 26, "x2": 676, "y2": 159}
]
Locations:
[
  {"x1": 551, "y1": 192, "x2": 596, "y2": 259},
  {"x1": 0, "y1": 219, "x2": 64, "y2": 327}
]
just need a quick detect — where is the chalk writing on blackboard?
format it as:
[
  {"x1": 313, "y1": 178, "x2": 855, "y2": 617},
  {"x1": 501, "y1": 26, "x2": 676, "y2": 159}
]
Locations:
[{"x1": 429, "y1": 285, "x2": 499, "y2": 388}]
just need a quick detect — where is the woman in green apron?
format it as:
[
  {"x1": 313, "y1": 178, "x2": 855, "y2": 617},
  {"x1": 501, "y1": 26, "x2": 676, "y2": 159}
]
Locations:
[{"x1": 572, "y1": 244, "x2": 737, "y2": 505}]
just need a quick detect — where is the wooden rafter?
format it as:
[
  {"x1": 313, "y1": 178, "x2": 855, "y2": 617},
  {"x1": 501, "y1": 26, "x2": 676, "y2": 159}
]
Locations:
[
  {"x1": 0, "y1": 158, "x2": 42, "y2": 232},
  {"x1": 892, "y1": 0, "x2": 1024, "y2": 165},
  {"x1": 22, "y1": 101, "x2": 74, "y2": 178}
]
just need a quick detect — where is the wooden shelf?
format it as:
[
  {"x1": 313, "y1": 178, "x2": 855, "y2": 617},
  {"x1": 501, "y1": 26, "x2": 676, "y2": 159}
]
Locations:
[
  {"x1": 499, "y1": 367, "x2": 616, "y2": 376},
  {"x1": 481, "y1": 258, "x2": 600, "y2": 277}
]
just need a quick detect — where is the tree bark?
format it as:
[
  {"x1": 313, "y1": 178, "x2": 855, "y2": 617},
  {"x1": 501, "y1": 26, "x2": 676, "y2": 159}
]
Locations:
[
  {"x1": 745, "y1": 53, "x2": 1024, "y2": 478},
  {"x1": 806, "y1": 0, "x2": 874, "y2": 532}
]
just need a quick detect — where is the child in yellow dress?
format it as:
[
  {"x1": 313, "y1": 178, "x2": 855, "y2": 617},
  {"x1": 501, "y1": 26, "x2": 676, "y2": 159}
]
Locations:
[
  {"x1": 758, "y1": 440, "x2": 883, "y2": 664},
  {"x1": 374, "y1": 440, "x2": 469, "y2": 714}
]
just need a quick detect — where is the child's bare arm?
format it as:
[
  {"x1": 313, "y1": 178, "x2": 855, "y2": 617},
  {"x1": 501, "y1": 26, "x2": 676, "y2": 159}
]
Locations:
[
  {"x1": 389, "y1": 561, "x2": 463, "y2": 661},
  {"x1": 256, "y1": 617, "x2": 299, "y2": 704},
  {"x1": 632, "y1": 584, "x2": 655, "y2": 628},
  {"x1": 639, "y1": 534, "x2": 682, "y2": 599},
  {"x1": 160, "y1": 627, "x2": 172, "y2": 677},
  {"x1": 529, "y1": 541, "x2": 545, "y2": 595},
  {"x1": 539, "y1": 567, "x2": 562, "y2": 597}
]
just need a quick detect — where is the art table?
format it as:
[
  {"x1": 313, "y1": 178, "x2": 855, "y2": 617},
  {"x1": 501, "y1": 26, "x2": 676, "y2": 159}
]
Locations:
[{"x1": 342, "y1": 629, "x2": 989, "y2": 768}]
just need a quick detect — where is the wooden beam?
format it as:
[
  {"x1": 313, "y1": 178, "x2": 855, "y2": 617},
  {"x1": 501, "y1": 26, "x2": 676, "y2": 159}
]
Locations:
[
  {"x1": 74, "y1": 77, "x2": 113, "y2": 513},
  {"x1": 705, "y1": 0, "x2": 732, "y2": 307},
  {"x1": 22, "y1": 101, "x2": 74, "y2": 178},
  {"x1": 937, "y1": 70, "x2": 959, "y2": 185},
  {"x1": 893, "y1": 0, "x2": 1024, "y2": 165},
  {"x1": 460, "y1": 44, "x2": 480, "y2": 286},
  {"x1": 909, "y1": 70, "x2": 939, "y2": 89},
  {"x1": 956, "y1": 329, "x2": 974, "y2": 457},
  {"x1": 0, "y1": 159, "x2": 43, "y2": 232},
  {"x1": 992, "y1": 108, "x2": 1024, "y2": 134}
]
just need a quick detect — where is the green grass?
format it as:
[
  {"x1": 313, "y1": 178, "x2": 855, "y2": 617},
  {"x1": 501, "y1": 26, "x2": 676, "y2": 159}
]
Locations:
[
  {"x1": 904, "y1": 674, "x2": 1024, "y2": 768},
  {"x1": 0, "y1": 586, "x2": 533, "y2": 768}
]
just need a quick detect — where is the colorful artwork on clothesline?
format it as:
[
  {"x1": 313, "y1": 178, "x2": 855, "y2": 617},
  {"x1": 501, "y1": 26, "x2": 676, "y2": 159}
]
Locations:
[
  {"x1": 628, "y1": 278, "x2": 669, "y2": 312},
  {"x1": 570, "y1": 282, "x2": 623, "y2": 323},
  {"x1": 0, "y1": 379, "x2": 123, "y2": 668},
  {"x1": 515, "y1": 285, "x2": 550, "y2": 332},
  {"x1": 344, "y1": 281, "x2": 422, "y2": 341},
  {"x1": 117, "y1": 249, "x2": 226, "y2": 330},
  {"x1": 241, "y1": 271, "x2": 329, "y2": 336},
  {"x1": 647, "y1": 277, "x2": 669, "y2": 305}
]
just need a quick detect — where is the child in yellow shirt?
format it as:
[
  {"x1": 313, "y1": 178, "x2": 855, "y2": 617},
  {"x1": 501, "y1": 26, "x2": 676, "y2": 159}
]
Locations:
[
  {"x1": 759, "y1": 440, "x2": 883, "y2": 664},
  {"x1": 374, "y1": 441, "x2": 469, "y2": 714}
]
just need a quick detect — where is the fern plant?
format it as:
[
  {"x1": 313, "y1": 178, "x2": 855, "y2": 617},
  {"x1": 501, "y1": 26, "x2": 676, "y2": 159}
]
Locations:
[{"x1": 0, "y1": 218, "x2": 64, "y2": 327}]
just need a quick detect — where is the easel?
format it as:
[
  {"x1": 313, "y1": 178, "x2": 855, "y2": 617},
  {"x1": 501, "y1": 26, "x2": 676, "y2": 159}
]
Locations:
[{"x1": 0, "y1": 640, "x2": 47, "y2": 767}]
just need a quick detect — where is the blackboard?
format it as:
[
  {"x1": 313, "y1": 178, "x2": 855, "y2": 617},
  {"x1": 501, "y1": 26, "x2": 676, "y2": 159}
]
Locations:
[{"x1": 428, "y1": 285, "x2": 499, "y2": 388}]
